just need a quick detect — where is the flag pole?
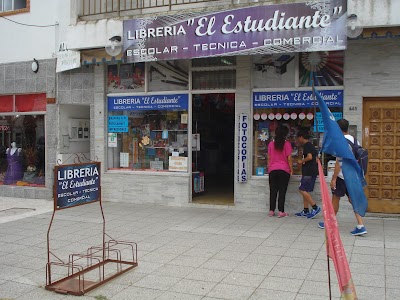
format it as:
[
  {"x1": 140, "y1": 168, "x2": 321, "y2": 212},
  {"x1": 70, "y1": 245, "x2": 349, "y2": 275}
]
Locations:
[{"x1": 311, "y1": 74, "x2": 332, "y2": 300}]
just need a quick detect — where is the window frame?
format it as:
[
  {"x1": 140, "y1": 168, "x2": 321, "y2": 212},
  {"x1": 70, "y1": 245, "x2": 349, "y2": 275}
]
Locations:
[{"x1": 0, "y1": 0, "x2": 29, "y2": 16}]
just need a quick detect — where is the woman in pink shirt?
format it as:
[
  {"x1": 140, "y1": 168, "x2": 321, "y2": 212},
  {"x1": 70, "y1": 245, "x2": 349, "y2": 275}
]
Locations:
[{"x1": 268, "y1": 125, "x2": 293, "y2": 217}]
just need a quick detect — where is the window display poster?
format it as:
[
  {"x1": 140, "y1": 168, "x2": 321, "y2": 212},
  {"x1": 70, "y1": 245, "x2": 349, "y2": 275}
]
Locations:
[
  {"x1": 108, "y1": 133, "x2": 117, "y2": 147},
  {"x1": 169, "y1": 156, "x2": 188, "y2": 172},
  {"x1": 120, "y1": 152, "x2": 130, "y2": 167},
  {"x1": 314, "y1": 112, "x2": 342, "y2": 132},
  {"x1": 150, "y1": 160, "x2": 164, "y2": 170},
  {"x1": 108, "y1": 116, "x2": 128, "y2": 133},
  {"x1": 55, "y1": 163, "x2": 100, "y2": 209}
]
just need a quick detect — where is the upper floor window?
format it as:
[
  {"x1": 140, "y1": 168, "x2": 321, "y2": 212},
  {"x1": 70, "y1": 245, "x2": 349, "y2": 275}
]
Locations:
[{"x1": 0, "y1": 0, "x2": 29, "y2": 15}]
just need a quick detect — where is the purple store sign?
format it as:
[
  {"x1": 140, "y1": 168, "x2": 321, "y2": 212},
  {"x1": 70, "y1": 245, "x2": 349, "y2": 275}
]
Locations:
[{"x1": 123, "y1": 0, "x2": 347, "y2": 62}]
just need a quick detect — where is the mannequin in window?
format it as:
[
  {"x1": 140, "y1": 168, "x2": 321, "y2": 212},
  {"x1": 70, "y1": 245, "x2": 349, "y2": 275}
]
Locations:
[{"x1": 4, "y1": 142, "x2": 24, "y2": 185}]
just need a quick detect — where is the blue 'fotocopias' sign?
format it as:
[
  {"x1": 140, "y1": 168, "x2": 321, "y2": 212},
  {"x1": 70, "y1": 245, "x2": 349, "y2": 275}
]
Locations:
[
  {"x1": 55, "y1": 162, "x2": 101, "y2": 209},
  {"x1": 253, "y1": 90, "x2": 343, "y2": 108},
  {"x1": 108, "y1": 94, "x2": 188, "y2": 111}
]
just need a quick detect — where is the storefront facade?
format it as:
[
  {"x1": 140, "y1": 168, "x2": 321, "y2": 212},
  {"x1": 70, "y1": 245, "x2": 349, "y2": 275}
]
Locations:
[
  {"x1": 0, "y1": 59, "x2": 56, "y2": 199},
  {"x1": 2, "y1": 0, "x2": 400, "y2": 214}
]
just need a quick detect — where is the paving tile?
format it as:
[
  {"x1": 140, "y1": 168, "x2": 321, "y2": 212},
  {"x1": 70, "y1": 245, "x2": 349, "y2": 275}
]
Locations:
[
  {"x1": 386, "y1": 288, "x2": 400, "y2": 299},
  {"x1": 133, "y1": 274, "x2": 181, "y2": 291},
  {"x1": 299, "y1": 278, "x2": 341, "y2": 298},
  {"x1": 0, "y1": 281, "x2": 37, "y2": 299},
  {"x1": 295, "y1": 293, "x2": 340, "y2": 300},
  {"x1": 284, "y1": 248, "x2": 319, "y2": 259},
  {"x1": 211, "y1": 251, "x2": 249, "y2": 262},
  {"x1": 243, "y1": 253, "x2": 281, "y2": 265},
  {"x1": 206, "y1": 283, "x2": 255, "y2": 300},
  {"x1": 354, "y1": 239, "x2": 384, "y2": 248},
  {"x1": 248, "y1": 288, "x2": 296, "y2": 300},
  {"x1": 112, "y1": 286, "x2": 163, "y2": 300},
  {"x1": 386, "y1": 275, "x2": 400, "y2": 289},
  {"x1": 259, "y1": 276, "x2": 303, "y2": 293},
  {"x1": 253, "y1": 245, "x2": 287, "y2": 256},
  {"x1": 185, "y1": 268, "x2": 229, "y2": 283},
  {"x1": 234, "y1": 261, "x2": 274, "y2": 276},
  {"x1": 16, "y1": 286, "x2": 67, "y2": 300},
  {"x1": 352, "y1": 273, "x2": 385, "y2": 288},
  {"x1": 355, "y1": 286, "x2": 385, "y2": 299},
  {"x1": 134, "y1": 261, "x2": 164, "y2": 274},
  {"x1": 141, "y1": 252, "x2": 179, "y2": 264},
  {"x1": 277, "y1": 257, "x2": 315, "y2": 269},
  {"x1": 350, "y1": 253, "x2": 384, "y2": 265},
  {"x1": 153, "y1": 264, "x2": 195, "y2": 278},
  {"x1": 201, "y1": 258, "x2": 239, "y2": 272},
  {"x1": 386, "y1": 265, "x2": 400, "y2": 277},
  {"x1": 169, "y1": 278, "x2": 216, "y2": 296},
  {"x1": 156, "y1": 291, "x2": 203, "y2": 300},
  {"x1": 169, "y1": 255, "x2": 209, "y2": 268},
  {"x1": 352, "y1": 246, "x2": 385, "y2": 256},
  {"x1": 268, "y1": 266, "x2": 309, "y2": 280},
  {"x1": 349, "y1": 262, "x2": 385, "y2": 275},
  {"x1": 221, "y1": 272, "x2": 265, "y2": 288}
]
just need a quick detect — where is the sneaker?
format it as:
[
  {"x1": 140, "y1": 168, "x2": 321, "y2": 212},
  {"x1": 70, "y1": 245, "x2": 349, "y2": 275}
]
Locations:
[
  {"x1": 278, "y1": 211, "x2": 289, "y2": 218},
  {"x1": 307, "y1": 206, "x2": 321, "y2": 219},
  {"x1": 318, "y1": 222, "x2": 325, "y2": 229},
  {"x1": 269, "y1": 210, "x2": 275, "y2": 217},
  {"x1": 295, "y1": 210, "x2": 308, "y2": 217},
  {"x1": 351, "y1": 226, "x2": 367, "y2": 236}
]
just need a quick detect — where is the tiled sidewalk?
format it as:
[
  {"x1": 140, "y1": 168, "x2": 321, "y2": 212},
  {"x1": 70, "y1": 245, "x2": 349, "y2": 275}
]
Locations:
[{"x1": 0, "y1": 201, "x2": 399, "y2": 299}]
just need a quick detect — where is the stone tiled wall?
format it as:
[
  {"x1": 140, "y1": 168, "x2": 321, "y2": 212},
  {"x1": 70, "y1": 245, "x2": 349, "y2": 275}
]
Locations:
[
  {"x1": 344, "y1": 38, "x2": 400, "y2": 144},
  {"x1": 0, "y1": 59, "x2": 56, "y2": 199}
]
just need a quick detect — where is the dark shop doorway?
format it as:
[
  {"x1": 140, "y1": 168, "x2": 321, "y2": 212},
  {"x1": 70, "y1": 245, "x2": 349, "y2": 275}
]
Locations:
[{"x1": 192, "y1": 93, "x2": 235, "y2": 205}]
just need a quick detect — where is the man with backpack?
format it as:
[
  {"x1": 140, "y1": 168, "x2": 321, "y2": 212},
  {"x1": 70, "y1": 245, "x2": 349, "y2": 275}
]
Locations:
[{"x1": 318, "y1": 119, "x2": 367, "y2": 236}]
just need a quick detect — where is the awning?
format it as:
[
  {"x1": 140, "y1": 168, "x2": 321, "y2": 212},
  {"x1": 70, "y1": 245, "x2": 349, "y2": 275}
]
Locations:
[{"x1": 81, "y1": 48, "x2": 123, "y2": 65}]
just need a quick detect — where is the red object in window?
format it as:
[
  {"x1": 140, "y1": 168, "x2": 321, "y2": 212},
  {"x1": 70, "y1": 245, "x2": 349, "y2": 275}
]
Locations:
[
  {"x1": 15, "y1": 93, "x2": 46, "y2": 112},
  {"x1": 0, "y1": 96, "x2": 13, "y2": 112}
]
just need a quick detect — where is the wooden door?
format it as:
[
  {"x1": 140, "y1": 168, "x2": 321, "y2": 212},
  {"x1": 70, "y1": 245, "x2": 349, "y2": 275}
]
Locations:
[{"x1": 363, "y1": 98, "x2": 400, "y2": 213}]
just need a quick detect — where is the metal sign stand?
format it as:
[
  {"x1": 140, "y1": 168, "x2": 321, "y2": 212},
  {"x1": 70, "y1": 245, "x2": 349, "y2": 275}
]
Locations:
[{"x1": 45, "y1": 154, "x2": 138, "y2": 296}]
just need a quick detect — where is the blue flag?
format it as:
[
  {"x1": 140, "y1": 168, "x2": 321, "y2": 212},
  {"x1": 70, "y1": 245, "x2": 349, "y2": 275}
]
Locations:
[{"x1": 314, "y1": 87, "x2": 368, "y2": 217}]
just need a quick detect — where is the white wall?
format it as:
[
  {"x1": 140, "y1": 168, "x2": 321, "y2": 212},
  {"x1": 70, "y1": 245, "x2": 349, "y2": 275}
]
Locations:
[{"x1": 349, "y1": 0, "x2": 400, "y2": 28}]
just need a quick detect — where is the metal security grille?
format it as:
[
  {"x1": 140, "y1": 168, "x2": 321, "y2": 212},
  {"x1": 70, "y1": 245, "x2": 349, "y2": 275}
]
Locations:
[{"x1": 79, "y1": 0, "x2": 226, "y2": 17}]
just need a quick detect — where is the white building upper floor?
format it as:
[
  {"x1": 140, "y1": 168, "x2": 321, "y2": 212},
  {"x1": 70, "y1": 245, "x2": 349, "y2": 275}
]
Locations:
[{"x1": 1, "y1": 0, "x2": 400, "y2": 64}]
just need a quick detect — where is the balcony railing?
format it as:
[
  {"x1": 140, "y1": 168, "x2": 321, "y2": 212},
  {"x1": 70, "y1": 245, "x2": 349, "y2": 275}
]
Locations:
[{"x1": 79, "y1": 0, "x2": 236, "y2": 19}]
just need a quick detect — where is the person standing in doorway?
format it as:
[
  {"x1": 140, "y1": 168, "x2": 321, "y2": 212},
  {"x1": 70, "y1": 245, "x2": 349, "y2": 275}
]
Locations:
[
  {"x1": 295, "y1": 130, "x2": 321, "y2": 218},
  {"x1": 318, "y1": 119, "x2": 367, "y2": 236},
  {"x1": 268, "y1": 125, "x2": 293, "y2": 218}
]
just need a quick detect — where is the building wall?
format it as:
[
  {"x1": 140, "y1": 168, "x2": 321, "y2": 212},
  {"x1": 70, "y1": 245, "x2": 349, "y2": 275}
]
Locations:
[{"x1": 344, "y1": 38, "x2": 400, "y2": 143}]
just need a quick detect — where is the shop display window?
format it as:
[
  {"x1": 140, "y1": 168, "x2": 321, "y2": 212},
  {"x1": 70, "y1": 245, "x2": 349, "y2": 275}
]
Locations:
[
  {"x1": 252, "y1": 107, "x2": 342, "y2": 177},
  {"x1": 148, "y1": 60, "x2": 189, "y2": 91},
  {"x1": 107, "y1": 95, "x2": 189, "y2": 172},
  {"x1": 299, "y1": 51, "x2": 344, "y2": 87},
  {"x1": 107, "y1": 63, "x2": 145, "y2": 93},
  {"x1": 0, "y1": 94, "x2": 46, "y2": 187},
  {"x1": 252, "y1": 53, "x2": 296, "y2": 88}
]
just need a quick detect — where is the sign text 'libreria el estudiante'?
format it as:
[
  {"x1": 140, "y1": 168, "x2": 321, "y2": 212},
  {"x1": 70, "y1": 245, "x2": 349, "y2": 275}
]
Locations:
[
  {"x1": 55, "y1": 163, "x2": 101, "y2": 209},
  {"x1": 123, "y1": 0, "x2": 347, "y2": 62}
]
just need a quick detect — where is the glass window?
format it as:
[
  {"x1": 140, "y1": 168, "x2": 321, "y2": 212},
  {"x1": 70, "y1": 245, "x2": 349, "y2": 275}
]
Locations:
[
  {"x1": 1, "y1": 0, "x2": 27, "y2": 12},
  {"x1": 148, "y1": 60, "x2": 189, "y2": 91},
  {"x1": 107, "y1": 95, "x2": 188, "y2": 172},
  {"x1": 0, "y1": 115, "x2": 45, "y2": 187},
  {"x1": 299, "y1": 51, "x2": 344, "y2": 87},
  {"x1": 252, "y1": 107, "x2": 342, "y2": 177},
  {"x1": 107, "y1": 63, "x2": 145, "y2": 93},
  {"x1": 192, "y1": 56, "x2": 236, "y2": 67},
  {"x1": 252, "y1": 54, "x2": 296, "y2": 88},
  {"x1": 192, "y1": 70, "x2": 236, "y2": 90}
]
